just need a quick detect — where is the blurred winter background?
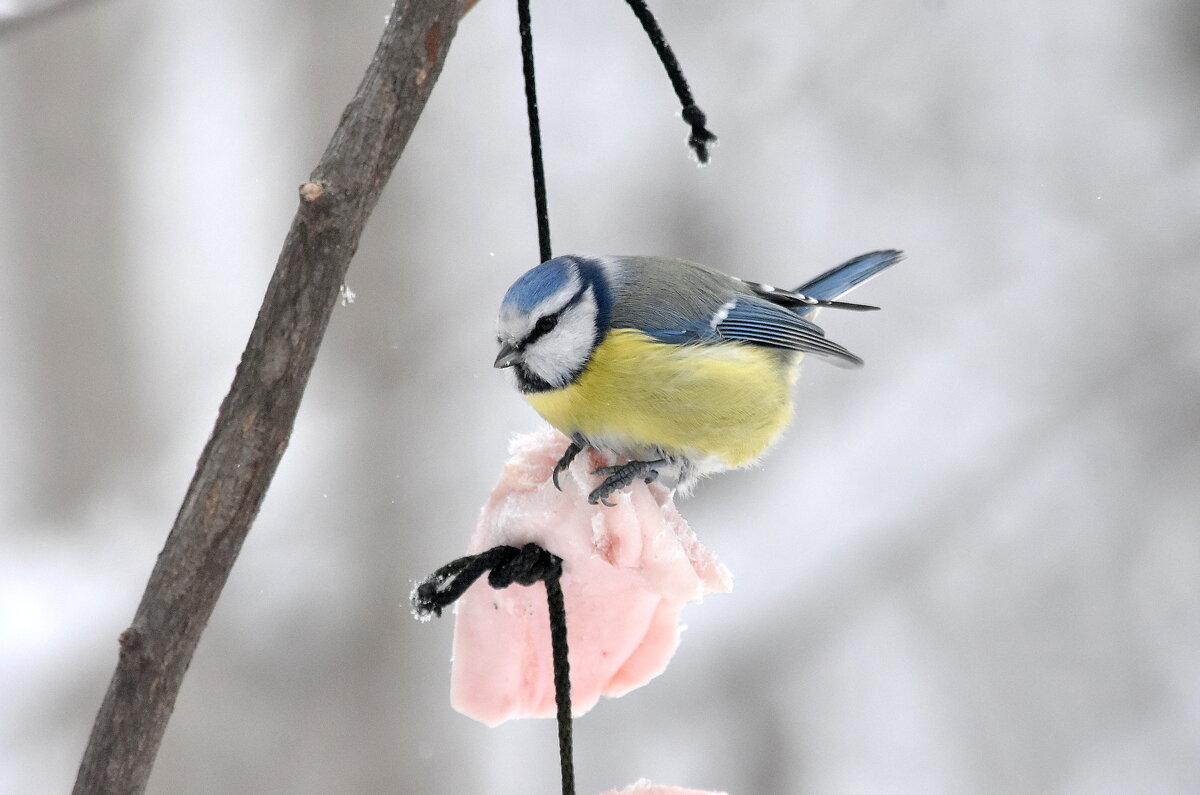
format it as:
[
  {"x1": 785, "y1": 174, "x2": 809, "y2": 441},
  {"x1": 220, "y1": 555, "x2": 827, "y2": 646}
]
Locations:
[{"x1": 2, "y1": 0, "x2": 1198, "y2": 792}]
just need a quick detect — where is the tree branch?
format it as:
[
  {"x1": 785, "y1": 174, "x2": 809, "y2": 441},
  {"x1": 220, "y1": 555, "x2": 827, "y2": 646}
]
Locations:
[{"x1": 72, "y1": 1, "x2": 465, "y2": 792}]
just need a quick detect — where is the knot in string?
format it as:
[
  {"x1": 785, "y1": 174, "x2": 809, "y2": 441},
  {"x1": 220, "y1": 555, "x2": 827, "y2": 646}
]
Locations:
[
  {"x1": 412, "y1": 543, "x2": 563, "y2": 619},
  {"x1": 681, "y1": 103, "x2": 717, "y2": 164},
  {"x1": 490, "y1": 542, "x2": 563, "y2": 588},
  {"x1": 623, "y1": 0, "x2": 718, "y2": 163}
]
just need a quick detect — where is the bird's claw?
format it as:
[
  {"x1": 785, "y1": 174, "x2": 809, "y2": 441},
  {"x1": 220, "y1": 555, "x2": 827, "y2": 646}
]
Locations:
[
  {"x1": 587, "y1": 459, "x2": 667, "y2": 505},
  {"x1": 552, "y1": 440, "x2": 584, "y2": 491}
]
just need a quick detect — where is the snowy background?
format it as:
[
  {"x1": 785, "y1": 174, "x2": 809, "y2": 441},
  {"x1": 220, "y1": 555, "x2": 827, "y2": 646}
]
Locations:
[{"x1": 2, "y1": 0, "x2": 1199, "y2": 792}]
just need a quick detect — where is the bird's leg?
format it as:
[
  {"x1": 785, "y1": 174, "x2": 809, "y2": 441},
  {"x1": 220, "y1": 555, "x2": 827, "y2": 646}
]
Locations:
[
  {"x1": 551, "y1": 438, "x2": 585, "y2": 491},
  {"x1": 588, "y1": 458, "x2": 669, "y2": 506}
]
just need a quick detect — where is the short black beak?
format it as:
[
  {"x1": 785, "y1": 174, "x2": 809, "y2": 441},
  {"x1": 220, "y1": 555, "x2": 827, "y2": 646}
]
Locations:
[{"x1": 494, "y1": 342, "x2": 521, "y2": 369}]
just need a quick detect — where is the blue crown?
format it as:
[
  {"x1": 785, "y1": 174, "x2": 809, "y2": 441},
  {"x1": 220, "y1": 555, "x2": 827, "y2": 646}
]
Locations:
[{"x1": 501, "y1": 257, "x2": 575, "y2": 313}]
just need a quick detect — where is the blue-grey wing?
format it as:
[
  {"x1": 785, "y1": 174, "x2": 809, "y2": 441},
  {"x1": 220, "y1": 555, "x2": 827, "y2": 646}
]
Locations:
[
  {"x1": 714, "y1": 296, "x2": 863, "y2": 367},
  {"x1": 599, "y1": 254, "x2": 872, "y2": 366},
  {"x1": 602, "y1": 255, "x2": 748, "y2": 340}
]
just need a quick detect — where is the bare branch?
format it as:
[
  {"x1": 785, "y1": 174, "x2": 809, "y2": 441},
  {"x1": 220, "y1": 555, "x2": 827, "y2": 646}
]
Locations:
[{"x1": 71, "y1": 1, "x2": 466, "y2": 792}]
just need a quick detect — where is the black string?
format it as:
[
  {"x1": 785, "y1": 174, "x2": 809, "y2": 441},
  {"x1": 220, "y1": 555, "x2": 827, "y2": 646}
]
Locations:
[
  {"x1": 516, "y1": 0, "x2": 717, "y2": 269},
  {"x1": 517, "y1": 0, "x2": 552, "y2": 263},
  {"x1": 622, "y1": 0, "x2": 718, "y2": 163},
  {"x1": 544, "y1": 574, "x2": 574, "y2": 795},
  {"x1": 413, "y1": 543, "x2": 576, "y2": 795}
]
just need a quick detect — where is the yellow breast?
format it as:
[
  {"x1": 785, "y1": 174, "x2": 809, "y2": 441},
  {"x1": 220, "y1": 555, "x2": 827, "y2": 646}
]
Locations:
[{"x1": 524, "y1": 329, "x2": 799, "y2": 469}]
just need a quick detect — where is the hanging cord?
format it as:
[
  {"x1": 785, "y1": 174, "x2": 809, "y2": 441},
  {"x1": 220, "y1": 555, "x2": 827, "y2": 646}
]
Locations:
[
  {"x1": 413, "y1": 544, "x2": 575, "y2": 795},
  {"x1": 622, "y1": 0, "x2": 718, "y2": 163},
  {"x1": 516, "y1": 0, "x2": 718, "y2": 267},
  {"x1": 517, "y1": 0, "x2": 553, "y2": 263}
]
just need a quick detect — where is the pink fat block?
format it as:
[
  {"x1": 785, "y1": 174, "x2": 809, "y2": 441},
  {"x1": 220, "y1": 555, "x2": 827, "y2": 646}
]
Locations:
[
  {"x1": 450, "y1": 430, "x2": 732, "y2": 725},
  {"x1": 601, "y1": 782, "x2": 728, "y2": 795}
]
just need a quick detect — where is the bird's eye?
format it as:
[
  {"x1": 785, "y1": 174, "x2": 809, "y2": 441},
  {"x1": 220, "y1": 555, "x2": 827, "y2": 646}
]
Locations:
[{"x1": 534, "y1": 314, "x2": 558, "y2": 334}]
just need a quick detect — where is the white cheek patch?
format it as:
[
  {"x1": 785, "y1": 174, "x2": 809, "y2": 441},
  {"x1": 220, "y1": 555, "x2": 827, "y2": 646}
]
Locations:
[{"x1": 522, "y1": 292, "x2": 599, "y2": 388}]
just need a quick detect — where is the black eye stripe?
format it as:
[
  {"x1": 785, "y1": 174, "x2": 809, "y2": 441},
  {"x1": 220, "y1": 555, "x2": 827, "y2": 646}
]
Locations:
[
  {"x1": 526, "y1": 312, "x2": 559, "y2": 344},
  {"x1": 525, "y1": 284, "x2": 590, "y2": 346}
]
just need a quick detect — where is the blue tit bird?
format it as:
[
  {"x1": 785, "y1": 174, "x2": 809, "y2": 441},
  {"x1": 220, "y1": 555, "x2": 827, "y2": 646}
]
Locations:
[{"x1": 494, "y1": 250, "x2": 902, "y2": 505}]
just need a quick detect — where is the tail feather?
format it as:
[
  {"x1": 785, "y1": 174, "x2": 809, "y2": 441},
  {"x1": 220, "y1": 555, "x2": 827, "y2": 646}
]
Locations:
[{"x1": 795, "y1": 250, "x2": 903, "y2": 303}]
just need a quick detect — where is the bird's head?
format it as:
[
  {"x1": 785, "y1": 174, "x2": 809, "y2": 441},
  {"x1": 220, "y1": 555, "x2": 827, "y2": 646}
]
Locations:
[{"x1": 495, "y1": 256, "x2": 611, "y2": 393}]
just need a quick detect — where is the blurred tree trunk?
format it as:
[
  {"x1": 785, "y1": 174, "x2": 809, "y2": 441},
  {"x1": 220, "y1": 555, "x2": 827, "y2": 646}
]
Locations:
[
  {"x1": 5, "y1": 5, "x2": 142, "y2": 520},
  {"x1": 71, "y1": 1, "x2": 466, "y2": 792},
  {"x1": 0, "y1": 0, "x2": 103, "y2": 34}
]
